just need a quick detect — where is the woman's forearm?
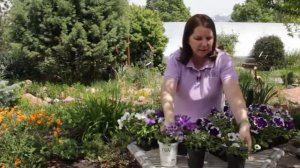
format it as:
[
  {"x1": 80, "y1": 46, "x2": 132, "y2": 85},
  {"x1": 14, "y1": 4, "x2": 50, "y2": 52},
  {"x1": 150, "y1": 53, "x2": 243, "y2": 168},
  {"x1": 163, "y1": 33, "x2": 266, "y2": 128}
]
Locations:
[
  {"x1": 160, "y1": 79, "x2": 177, "y2": 125},
  {"x1": 223, "y1": 80, "x2": 249, "y2": 124}
]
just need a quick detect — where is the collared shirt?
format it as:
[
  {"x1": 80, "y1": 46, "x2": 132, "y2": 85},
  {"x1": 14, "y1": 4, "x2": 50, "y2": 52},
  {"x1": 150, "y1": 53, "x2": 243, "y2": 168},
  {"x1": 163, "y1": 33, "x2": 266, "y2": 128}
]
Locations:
[{"x1": 164, "y1": 49, "x2": 238, "y2": 121}]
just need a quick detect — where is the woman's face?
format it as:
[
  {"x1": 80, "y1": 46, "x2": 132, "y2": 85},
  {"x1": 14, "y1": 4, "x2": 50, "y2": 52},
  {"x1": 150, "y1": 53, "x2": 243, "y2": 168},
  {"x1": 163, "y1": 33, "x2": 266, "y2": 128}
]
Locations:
[{"x1": 188, "y1": 25, "x2": 214, "y2": 59}]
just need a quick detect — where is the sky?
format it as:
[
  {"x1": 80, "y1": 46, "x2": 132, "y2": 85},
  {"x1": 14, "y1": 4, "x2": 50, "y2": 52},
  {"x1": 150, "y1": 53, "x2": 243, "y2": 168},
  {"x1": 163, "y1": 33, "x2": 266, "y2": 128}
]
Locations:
[{"x1": 128, "y1": 0, "x2": 246, "y2": 17}]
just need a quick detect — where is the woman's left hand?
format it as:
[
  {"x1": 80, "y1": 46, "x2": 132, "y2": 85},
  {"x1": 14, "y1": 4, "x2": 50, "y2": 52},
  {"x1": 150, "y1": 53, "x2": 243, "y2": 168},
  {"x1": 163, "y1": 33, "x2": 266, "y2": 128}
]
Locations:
[{"x1": 239, "y1": 122, "x2": 252, "y2": 152}]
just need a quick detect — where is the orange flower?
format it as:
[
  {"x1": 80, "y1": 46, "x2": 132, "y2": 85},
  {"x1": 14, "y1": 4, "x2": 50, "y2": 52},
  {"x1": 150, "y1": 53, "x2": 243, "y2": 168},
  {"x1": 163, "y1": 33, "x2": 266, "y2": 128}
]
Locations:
[
  {"x1": 14, "y1": 157, "x2": 21, "y2": 167},
  {"x1": 1, "y1": 123, "x2": 7, "y2": 129},
  {"x1": 55, "y1": 119, "x2": 63, "y2": 126},
  {"x1": 37, "y1": 120, "x2": 43, "y2": 124}
]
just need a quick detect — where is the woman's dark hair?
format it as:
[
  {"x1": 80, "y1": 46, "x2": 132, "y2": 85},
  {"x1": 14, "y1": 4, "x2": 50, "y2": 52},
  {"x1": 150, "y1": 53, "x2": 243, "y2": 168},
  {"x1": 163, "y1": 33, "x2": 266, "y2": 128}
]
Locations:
[{"x1": 179, "y1": 14, "x2": 217, "y2": 65}]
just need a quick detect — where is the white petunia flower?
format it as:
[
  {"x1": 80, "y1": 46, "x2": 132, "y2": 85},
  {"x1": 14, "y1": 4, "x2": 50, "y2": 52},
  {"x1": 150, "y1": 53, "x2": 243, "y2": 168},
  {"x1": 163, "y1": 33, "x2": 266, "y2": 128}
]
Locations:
[
  {"x1": 231, "y1": 143, "x2": 240, "y2": 148},
  {"x1": 254, "y1": 144, "x2": 261, "y2": 150}
]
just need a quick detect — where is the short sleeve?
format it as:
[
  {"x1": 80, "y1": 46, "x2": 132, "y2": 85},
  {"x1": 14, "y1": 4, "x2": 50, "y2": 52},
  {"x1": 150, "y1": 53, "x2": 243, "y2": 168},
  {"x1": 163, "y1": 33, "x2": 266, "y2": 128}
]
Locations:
[
  {"x1": 164, "y1": 50, "x2": 181, "y2": 81},
  {"x1": 218, "y1": 52, "x2": 238, "y2": 81}
]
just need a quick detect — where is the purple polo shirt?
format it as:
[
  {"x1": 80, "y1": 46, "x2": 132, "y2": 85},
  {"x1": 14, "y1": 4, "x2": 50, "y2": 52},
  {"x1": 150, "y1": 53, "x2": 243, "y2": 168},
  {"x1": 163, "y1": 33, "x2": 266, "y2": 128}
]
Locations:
[{"x1": 164, "y1": 49, "x2": 238, "y2": 121}]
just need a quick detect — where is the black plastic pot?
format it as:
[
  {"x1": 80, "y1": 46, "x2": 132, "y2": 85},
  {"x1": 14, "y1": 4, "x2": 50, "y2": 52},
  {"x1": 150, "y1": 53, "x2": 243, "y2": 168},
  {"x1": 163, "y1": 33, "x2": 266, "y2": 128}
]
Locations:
[
  {"x1": 178, "y1": 143, "x2": 187, "y2": 156},
  {"x1": 227, "y1": 154, "x2": 245, "y2": 168},
  {"x1": 187, "y1": 148, "x2": 206, "y2": 168}
]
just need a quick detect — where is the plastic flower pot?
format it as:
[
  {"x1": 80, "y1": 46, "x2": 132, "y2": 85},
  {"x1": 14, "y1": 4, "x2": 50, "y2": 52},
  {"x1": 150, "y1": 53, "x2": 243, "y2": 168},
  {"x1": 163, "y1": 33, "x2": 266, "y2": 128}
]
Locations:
[
  {"x1": 158, "y1": 141, "x2": 179, "y2": 167},
  {"x1": 187, "y1": 148, "x2": 206, "y2": 168},
  {"x1": 178, "y1": 142, "x2": 187, "y2": 156},
  {"x1": 227, "y1": 154, "x2": 245, "y2": 168}
]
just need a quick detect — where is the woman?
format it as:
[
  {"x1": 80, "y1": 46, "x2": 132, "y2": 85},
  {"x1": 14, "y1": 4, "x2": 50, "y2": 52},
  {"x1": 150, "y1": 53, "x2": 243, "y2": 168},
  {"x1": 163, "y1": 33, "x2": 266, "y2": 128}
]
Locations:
[{"x1": 161, "y1": 14, "x2": 252, "y2": 150}]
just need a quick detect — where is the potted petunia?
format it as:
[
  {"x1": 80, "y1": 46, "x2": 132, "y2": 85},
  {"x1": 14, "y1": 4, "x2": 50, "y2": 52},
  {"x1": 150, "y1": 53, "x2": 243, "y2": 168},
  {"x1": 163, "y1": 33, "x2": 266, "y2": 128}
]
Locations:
[
  {"x1": 208, "y1": 107, "x2": 248, "y2": 168},
  {"x1": 155, "y1": 123, "x2": 184, "y2": 167},
  {"x1": 247, "y1": 104, "x2": 296, "y2": 150},
  {"x1": 224, "y1": 132, "x2": 248, "y2": 168},
  {"x1": 155, "y1": 114, "x2": 192, "y2": 167},
  {"x1": 184, "y1": 119, "x2": 210, "y2": 168},
  {"x1": 117, "y1": 109, "x2": 164, "y2": 151}
]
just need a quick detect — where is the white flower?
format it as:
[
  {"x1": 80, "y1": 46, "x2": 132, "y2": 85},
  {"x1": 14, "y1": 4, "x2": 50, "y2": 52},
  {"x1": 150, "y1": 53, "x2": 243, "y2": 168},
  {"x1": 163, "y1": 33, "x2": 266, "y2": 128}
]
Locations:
[
  {"x1": 135, "y1": 113, "x2": 146, "y2": 120},
  {"x1": 227, "y1": 132, "x2": 239, "y2": 141},
  {"x1": 231, "y1": 143, "x2": 240, "y2": 148},
  {"x1": 145, "y1": 109, "x2": 155, "y2": 115},
  {"x1": 254, "y1": 144, "x2": 261, "y2": 150},
  {"x1": 158, "y1": 117, "x2": 164, "y2": 123}
]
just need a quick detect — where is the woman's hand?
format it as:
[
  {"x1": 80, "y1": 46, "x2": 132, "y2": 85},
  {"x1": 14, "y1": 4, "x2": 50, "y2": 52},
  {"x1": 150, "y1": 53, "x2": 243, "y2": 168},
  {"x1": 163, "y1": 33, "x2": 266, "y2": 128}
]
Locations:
[{"x1": 239, "y1": 122, "x2": 252, "y2": 152}]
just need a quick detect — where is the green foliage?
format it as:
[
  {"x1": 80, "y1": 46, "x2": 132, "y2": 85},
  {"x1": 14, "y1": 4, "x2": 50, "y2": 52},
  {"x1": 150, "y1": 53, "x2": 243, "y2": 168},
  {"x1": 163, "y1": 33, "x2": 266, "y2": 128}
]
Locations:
[
  {"x1": 119, "y1": 66, "x2": 161, "y2": 89},
  {"x1": 253, "y1": 83, "x2": 278, "y2": 104},
  {"x1": 129, "y1": 5, "x2": 168, "y2": 67},
  {"x1": 250, "y1": 35, "x2": 284, "y2": 70},
  {"x1": 261, "y1": 0, "x2": 300, "y2": 16},
  {"x1": 184, "y1": 130, "x2": 210, "y2": 150},
  {"x1": 260, "y1": 0, "x2": 300, "y2": 37},
  {"x1": 217, "y1": 33, "x2": 238, "y2": 56},
  {"x1": 0, "y1": 80, "x2": 21, "y2": 107},
  {"x1": 6, "y1": 0, "x2": 130, "y2": 83},
  {"x1": 0, "y1": 129, "x2": 48, "y2": 167},
  {"x1": 238, "y1": 70, "x2": 278, "y2": 105},
  {"x1": 146, "y1": 0, "x2": 190, "y2": 22},
  {"x1": 281, "y1": 72, "x2": 296, "y2": 85},
  {"x1": 51, "y1": 138, "x2": 80, "y2": 160},
  {"x1": 231, "y1": 0, "x2": 278, "y2": 22},
  {"x1": 238, "y1": 71, "x2": 255, "y2": 106},
  {"x1": 82, "y1": 133, "x2": 106, "y2": 160}
]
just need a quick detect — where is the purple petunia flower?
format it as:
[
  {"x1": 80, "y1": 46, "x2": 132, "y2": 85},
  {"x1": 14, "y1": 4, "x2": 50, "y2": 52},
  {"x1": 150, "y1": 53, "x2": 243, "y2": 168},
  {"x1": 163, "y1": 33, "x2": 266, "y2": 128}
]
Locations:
[
  {"x1": 285, "y1": 120, "x2": 295, "y2": 130},
  {"x1": 196, "y1": 118, "x2": 210, "y2": 127},
  {"x1": 154, "y1": 109, "x2": 164, "y2": 117},
  {"x1": 210, "y1": 108, "x2": 219, "y2": 116},
  {"x1": 223, "y1": 105, "x2": 229, "y2": 112},
  {"x1": 184, "y1": 122, "x2": 198, "y2": 131},
  {"x1": 250, "y1": 125, "x2": 259, "y2": 134},
  {"x1": 259, "y1": 104, "x2": 268, "y2": 112},
  {"x1": 175, "y1": 115, "x2": 191, "y2": 127},
  {"x1": 144, "y1": 118, "x2": 156, "y2": 125},
  {"x1": 253, "y1": 117, "x2": 268, "y2": 129},
  {"x1": 272, "y1": 116, "x2": 285, "y2": 128},
  {"x1": 208, "y1": 126, "x2": 222, "y2": 138}
]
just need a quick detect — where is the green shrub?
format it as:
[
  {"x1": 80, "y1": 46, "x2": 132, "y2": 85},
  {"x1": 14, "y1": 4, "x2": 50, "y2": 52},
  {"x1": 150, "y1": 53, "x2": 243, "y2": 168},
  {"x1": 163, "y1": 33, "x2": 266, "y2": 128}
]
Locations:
[
  {"x1": 6, "y1": 0, "x2": 130, "y2": 83},
  {"x1": 217, "y1": 32, "x2": 238, "y2": 56},
  {"x1": 0, "y1": 80, "x2": 21, "y2": 107},
  {"x1": 51, "y1": 138, "x2": 80, "y2": 160},
  {"x1": 250, "y1": 35, "x2": 284, "y2": 70},
  {"x1": 281, "y1": 71, "x2": 296, "y2": 85}
]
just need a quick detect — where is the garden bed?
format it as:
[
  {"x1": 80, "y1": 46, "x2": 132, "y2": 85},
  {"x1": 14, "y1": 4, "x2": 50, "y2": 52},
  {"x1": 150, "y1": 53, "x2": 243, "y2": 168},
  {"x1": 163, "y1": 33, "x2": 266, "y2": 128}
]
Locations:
[{"x1": 127, "y1": 142, "x2": 286, "y2": 168}]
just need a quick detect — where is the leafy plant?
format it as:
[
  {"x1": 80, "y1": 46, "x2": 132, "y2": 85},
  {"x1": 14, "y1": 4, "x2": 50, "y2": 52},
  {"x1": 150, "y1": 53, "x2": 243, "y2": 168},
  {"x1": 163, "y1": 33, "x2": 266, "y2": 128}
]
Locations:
[
  {"x1": 117, "y1": 109, "x2": 163, "y2": 147},
  {"x1": 0, "y1": 80, "x2": 22, "y2": 107},
  {"x1": 217, "y1": 32, "x2": 238, "y2": 56},
  {"x1": 253, "y1": 83, "x2": 278, "y2": 104},
  {"x1": 250, "y1": 35, "x2": 285, "y2": 70},
  {"x1": 51, "y1": 137, "x2": 80, "y2": 160}
]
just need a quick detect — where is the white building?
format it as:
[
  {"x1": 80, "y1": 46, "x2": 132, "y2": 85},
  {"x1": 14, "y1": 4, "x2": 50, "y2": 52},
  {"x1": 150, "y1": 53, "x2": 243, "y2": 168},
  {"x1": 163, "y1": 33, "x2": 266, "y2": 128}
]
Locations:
[{"x1": 163, "y1": 22, "x2": 300, "y2": 58}]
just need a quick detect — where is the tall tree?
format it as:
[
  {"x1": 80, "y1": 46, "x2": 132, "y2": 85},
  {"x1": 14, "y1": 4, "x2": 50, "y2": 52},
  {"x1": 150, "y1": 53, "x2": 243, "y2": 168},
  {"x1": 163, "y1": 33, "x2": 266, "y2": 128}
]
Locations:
[
  {"x1": 146, "y1": 0, "x2": 190, "y2": 22},
  {"x1": 129, "y1": 5, "x2": 168, "y2": 67},
  {"x1": 231, "y1": 0, "x2": 278, "y2": 22},
  {"x1": 6, "y1": 0, "x2": 129, "y2": 83},
  {"x1": 260, "y1": 0, "x2": 300, "y2": 37}
]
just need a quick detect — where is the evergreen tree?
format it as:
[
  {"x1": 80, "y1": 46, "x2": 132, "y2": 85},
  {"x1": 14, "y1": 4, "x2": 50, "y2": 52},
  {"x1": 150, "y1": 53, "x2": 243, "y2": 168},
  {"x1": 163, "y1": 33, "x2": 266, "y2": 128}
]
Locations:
[
  {"x1": 6, "y1": 0, "x2": 129, "y2": 83},
  {"x1": 129, "y1": 5, "x2": 167, "y2": 67},
  {"x1": 146, "y1": 0, "x2": 190, "y2": 22}
]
